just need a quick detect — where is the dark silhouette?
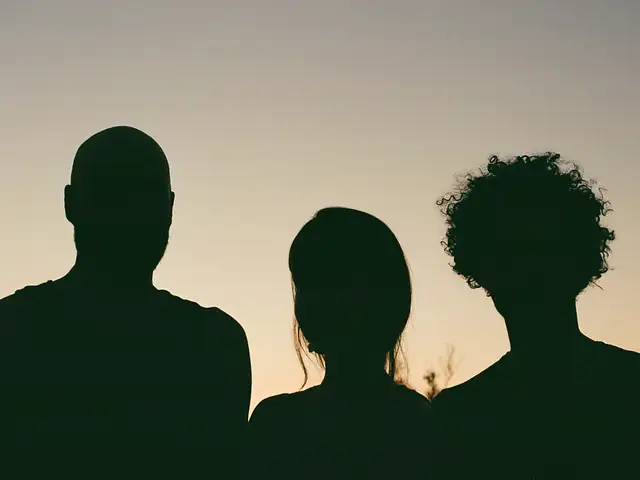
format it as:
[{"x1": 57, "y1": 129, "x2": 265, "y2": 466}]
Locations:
[
  {"x1": 0, "y1": 126, "x2": 251, "y2": 478},
  {"x1": 433, "y1": 153, "x2": 640, "y2": 479},
  {"x1": 423, "y1": 345, "x2": 457, "y2": 401},
  {"x1": 249, "y1": 207, "x2": 434, "y2": 479}
]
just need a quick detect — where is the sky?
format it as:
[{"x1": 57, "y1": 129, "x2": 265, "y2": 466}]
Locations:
[{"x1": 0, "y1": 0, "x2": 638, "y2": 410}]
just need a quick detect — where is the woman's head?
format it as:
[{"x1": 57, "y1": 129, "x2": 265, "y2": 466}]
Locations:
[{"x1": 289, "y1": 207, "x2": 412, "y2": 387}]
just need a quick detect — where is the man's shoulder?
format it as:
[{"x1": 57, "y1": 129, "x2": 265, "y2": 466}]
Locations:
[
  {"x1": 157, "y1": 291, "x2": 243, "y2": 329},
  {"x1": 0, "y1": 281, "x2": 55, "y2": 314},
  {"x1": 0, "y1": 282, "x2": 57, "y2": 339},
  {"x1": 155, "y1": 290, "x2": 209, "y2": 313}
]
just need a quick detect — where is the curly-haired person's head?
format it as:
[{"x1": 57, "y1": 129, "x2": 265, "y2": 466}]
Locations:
[{"x1": 437, "y1": 153, "x2": 615, "y2": 304}]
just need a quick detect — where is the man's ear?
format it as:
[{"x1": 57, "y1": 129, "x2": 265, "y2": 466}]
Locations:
[
  {"x1": 64, "y1": 185, "x2": 75, "y2": 225},
  {"x1": 169, "y1": 191, "x2": 175, "y2": 227}
]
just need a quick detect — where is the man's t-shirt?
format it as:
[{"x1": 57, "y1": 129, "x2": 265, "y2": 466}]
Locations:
[
  {"x1": 0, "y1": 280, "x2": 250, "y2": 477},
  {"x1": 432, "y1": 337, "x2": 640, "y2": 479}
]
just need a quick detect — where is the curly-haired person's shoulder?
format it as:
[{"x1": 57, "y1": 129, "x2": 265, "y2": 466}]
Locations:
[
  {"x1": 594, "y1": 340, "x2": 640, "y2": 378},
  {"x1": 430, "y1": 353, "x2": 513, "y2": 415}
]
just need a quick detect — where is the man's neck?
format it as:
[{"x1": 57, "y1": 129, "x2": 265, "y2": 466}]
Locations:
[{"x1": 60, "y1": 261, "x2": 155, "y2": 298}]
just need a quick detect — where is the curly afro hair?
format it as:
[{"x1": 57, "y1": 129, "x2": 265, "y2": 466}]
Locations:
[{"x1": 436, "y1": 153, "x2": 615, "y2": 297}]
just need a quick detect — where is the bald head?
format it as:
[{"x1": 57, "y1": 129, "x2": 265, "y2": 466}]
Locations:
[
  {"x1": 71, "y1": 126, "x2": 171, "y2": 192},
  {"x1": 66, "y1": 126, "x2": 175, "y2": 276}
]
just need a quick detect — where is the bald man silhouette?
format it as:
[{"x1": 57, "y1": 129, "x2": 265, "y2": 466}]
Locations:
[{"x1": 0, "y1": 127, "x2": 251, "y2": 478}]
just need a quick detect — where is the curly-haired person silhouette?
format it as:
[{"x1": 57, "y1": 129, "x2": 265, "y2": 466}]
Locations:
[
  {"x1": 432, "y1": 153, "x2": 640, "y2": 480},
  {"x1": 0, "y1": 127, "x2": 251, "y2": 479},
  {"x1": 249, "y1": 207, "x2": 434, "y2": 480}
]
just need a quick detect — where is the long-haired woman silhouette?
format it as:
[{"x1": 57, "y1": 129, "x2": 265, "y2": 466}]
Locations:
[{"x1": 250, "y1": 207, "x2": 434, "y2": 479}]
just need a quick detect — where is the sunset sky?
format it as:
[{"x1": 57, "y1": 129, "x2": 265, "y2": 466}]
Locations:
[{"x1": 1, "y1": 0, "x2": 638, "y2": 410}]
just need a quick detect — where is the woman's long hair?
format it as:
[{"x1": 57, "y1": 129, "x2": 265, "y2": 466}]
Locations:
[{"x1": 289, "y1": 207, "x2": 412, "y2": 388}]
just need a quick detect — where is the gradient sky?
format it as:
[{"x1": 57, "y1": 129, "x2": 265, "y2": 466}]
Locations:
[{"x1": 1, "y1": 0, "x2": 638, "y2": 410}]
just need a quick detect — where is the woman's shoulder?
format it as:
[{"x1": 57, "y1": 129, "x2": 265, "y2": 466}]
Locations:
[
  {"x1": 388, "y1": 384, "x2": 435, "y2": 433},
  {"x1": 251, "y1": 393, "x2": 293, "y2": 421},
  {"x1": 392, "y1": 383, "x2": 432, "y2": 408},
  {"x1": 250, "y1": 388, "x2": 319, "y2": 430}
]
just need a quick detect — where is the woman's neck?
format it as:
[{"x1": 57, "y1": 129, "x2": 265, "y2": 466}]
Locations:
[{"x1": 321, "y1": 354, "x2": 392, "y2": 390}]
